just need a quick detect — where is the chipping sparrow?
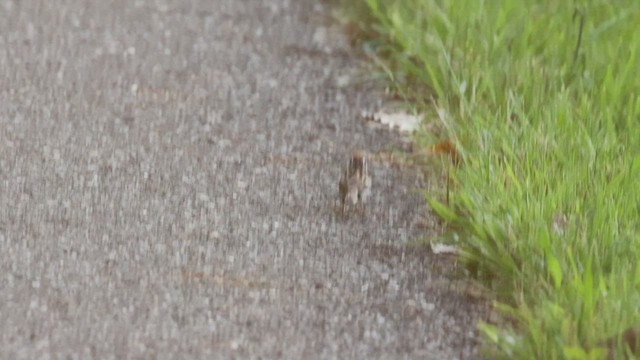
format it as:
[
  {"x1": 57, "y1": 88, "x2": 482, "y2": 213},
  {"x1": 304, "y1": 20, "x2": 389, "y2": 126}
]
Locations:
[{"x1": 338, "y1": 150, "x2": 372, "y2": 216}]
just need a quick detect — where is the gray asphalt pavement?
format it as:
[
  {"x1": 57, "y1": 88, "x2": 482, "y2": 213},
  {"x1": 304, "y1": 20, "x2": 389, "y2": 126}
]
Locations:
[{"x1": 0, "y1": 1, "x2": 487, "y2": 359}]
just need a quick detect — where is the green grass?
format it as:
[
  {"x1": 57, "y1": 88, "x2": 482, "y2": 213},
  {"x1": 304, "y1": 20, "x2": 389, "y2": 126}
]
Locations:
[{"x1": 334, "y1": 0, "x2": 640, "y2": 358}]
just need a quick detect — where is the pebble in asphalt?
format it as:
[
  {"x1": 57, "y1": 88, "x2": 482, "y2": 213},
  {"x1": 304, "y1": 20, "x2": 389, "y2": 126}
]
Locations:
[{"x1": 0, "y1": 0, "x2": 488, "y2": 358}]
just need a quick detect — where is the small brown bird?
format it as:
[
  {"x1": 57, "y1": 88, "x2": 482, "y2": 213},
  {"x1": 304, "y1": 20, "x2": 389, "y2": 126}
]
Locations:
[{"x1": 338, "y1": 150, "x2": 372, "y2": 216}]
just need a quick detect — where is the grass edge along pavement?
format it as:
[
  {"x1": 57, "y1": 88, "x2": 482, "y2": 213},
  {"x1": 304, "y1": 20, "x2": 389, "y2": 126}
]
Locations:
[{"x1": 331, "y1": 0, "x2": 640, "y2": 359}]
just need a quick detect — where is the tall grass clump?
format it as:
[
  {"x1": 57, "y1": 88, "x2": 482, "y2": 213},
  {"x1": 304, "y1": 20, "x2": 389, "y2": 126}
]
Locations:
[{"x1": 342, "y1": 0, "x2": 640, "y2": 357}]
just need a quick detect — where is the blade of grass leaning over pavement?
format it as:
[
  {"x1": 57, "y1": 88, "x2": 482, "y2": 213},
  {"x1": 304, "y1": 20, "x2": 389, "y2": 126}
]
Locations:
[{"x1": 337, "y1": 0, "x2": 640, "y2": 357}]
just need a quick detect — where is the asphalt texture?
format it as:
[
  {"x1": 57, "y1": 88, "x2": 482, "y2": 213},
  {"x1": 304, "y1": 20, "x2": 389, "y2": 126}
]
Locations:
[{"x1": 0, "y1": 1, "x2": 488, "y2": 359}]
